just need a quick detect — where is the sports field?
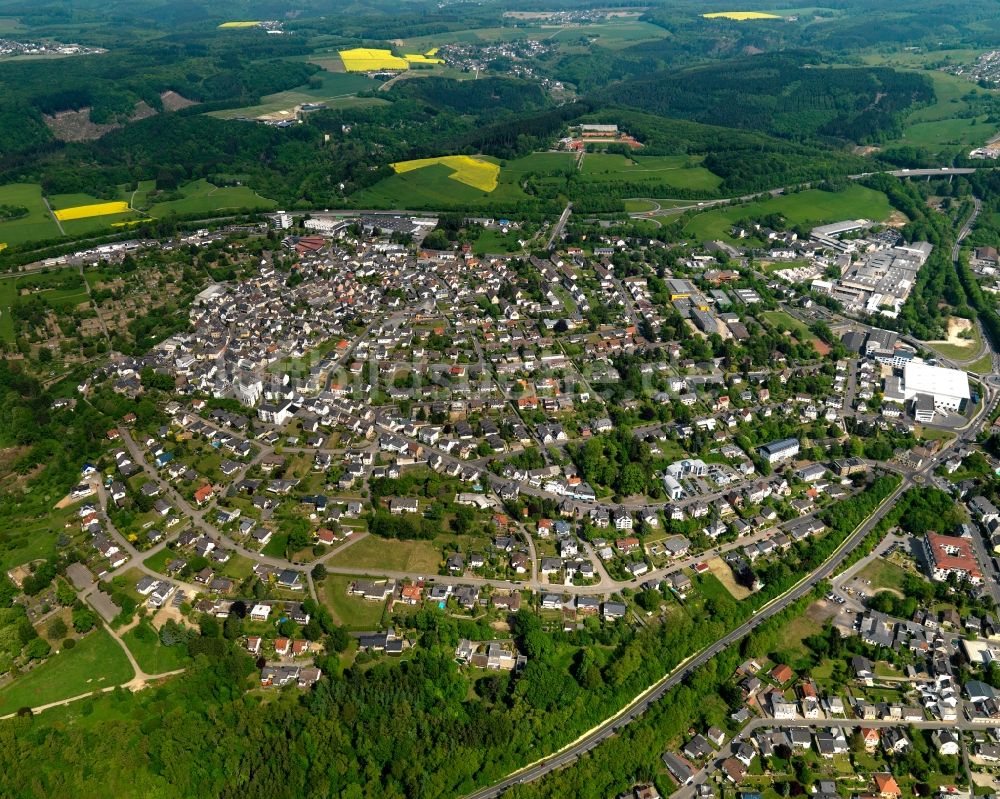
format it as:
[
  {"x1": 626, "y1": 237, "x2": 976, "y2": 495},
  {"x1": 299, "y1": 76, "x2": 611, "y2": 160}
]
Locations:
[
  {"x1": 392, "y1": 155, "x2": 500, "y2": 192},
  {"x1": 683, "y1": 185, "x2": 892, "y2": 242},
  {"x1": 702, "y1": 11, "x2": 781, "y2": 20},
  {"x1": 0, "y1": 183, "x2": 62, "y2": 245}
]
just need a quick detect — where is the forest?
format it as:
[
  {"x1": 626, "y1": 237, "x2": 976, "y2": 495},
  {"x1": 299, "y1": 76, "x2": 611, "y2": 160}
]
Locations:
[{"x1": 596, "y1": 52, "x2": 933, "y2": 145}]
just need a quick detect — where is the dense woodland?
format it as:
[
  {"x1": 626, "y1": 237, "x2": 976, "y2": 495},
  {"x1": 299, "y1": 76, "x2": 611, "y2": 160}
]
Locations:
[{"x1": 597, "y1": 52, "x2": 934, "y2": 145}]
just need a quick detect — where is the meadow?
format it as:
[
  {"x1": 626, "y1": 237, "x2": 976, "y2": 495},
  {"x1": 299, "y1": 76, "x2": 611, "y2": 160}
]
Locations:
[
  {"x1": 682, "y1": 185, "x2": 892, "y2": 242},
  {"x1": 142, "y1": 179, "x2": 277, "y2": 217},
  {"x1": 0, "y1": 627, "x2": 133, "y2": 715},
  {"x1": 579, "y1": 153, "x2": 722, "y2": 193},
  {"x1": 874, "y1": 69, "x2": 997, "y2": 152},
  {"x1": 0, "y1": 183, "x2": 61, "y2": 246}
]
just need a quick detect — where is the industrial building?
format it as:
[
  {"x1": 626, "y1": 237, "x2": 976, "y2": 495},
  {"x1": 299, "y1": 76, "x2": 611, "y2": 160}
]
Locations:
[{"x1": 902, "y1": 361, "x2": 970, "y2": 419}]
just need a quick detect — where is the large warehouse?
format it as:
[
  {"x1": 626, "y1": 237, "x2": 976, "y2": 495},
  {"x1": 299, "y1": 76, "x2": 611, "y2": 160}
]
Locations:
[{"x1": 902, "y1": 362, "x2": 970, "y2": 415}]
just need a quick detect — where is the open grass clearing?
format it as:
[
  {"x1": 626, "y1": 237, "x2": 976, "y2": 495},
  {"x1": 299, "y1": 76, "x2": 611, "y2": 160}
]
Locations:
[
  {"x1": 701, "y1": 558, "x2": 752, "y2": 600},
  {"x1": 0, "y1": 182, "x2": 62, "y2": 246},
  {"x1": 327, "y1": 535, "x2": 443, "y2": 574},
  {"x1": 121, "y1": 621, "x2": 190, "y2": 673},
  {"x1": 0, "y1": 627, "x2": 133, "y2": 714},
  {"x1": 322, "y1": 574, "x2": 389, "y2": 630},
  {"x1": 579, "y1": 153, "x2": 721, "y2": 192},
  {"x1": 683, "y1": 185, "x2": 892, "y2": 244},
  {"x1": 143, "y1": 179, "x2": 276, "y2": 217},
  {"x1": 858, "y1": 558, "x2": 911, "y2": 594}
]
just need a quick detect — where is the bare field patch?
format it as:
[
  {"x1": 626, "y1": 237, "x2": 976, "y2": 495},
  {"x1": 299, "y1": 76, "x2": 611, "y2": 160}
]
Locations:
[{"x1": 704, "y1": 556, "x2": 752, "y2": 599}]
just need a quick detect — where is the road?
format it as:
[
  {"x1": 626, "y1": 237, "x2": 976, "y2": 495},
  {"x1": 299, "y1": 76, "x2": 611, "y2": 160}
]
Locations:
[
  {"x1": 463, "y1": 476, "x2": 910, "y2": 799},
  {"x1": 545, "y1": 202, "x2": 572, "y2": 249},
  {"x1": 466, "y1": 315, "x2": 999, "y2": 797}
]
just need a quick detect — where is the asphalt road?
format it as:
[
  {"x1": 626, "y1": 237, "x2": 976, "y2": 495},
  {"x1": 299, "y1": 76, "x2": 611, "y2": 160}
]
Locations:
[{"x1": 463, "y1": 478, "x2": 910, "y2": 799}]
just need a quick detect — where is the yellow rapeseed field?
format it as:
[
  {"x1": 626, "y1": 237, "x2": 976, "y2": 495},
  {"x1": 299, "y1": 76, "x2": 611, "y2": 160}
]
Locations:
[
  {"x1": 391, "y1": 155, "x2": 500, "y2": 192},
  {"x1": 403, "y1": 54, "x2": 445, "y2": 65},
  {"x1": 702, "y1": 11, "x2": 781, "y2": 20},
  {"x1": 0, "y1": 243, "x2": 6, "y2": 252},
  {"x1": 339, "y1": 48, "x2": 409, "y2": 72},
  {"x1": 218, "y1": 21, "x2": 261, "y2": 28},
  {"x1": 54, "y1": 201, "x2": 131, "y2": 221}
]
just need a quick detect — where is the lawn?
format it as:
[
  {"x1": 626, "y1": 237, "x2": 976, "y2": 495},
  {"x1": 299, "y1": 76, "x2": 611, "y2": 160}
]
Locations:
[
  {"x1": 262, "y1": 532, "x2": 290, "y2": 559},
  {"x1": 0, "y1": 183, "x2": 62, "y2": 246},
  {"x1": 328, "y1": 535, "x2": 443, "y2": 574},
  {"x1": 121, "y1": 622, "x2": 190, "y2": 674},
  {"x1": 143, "y1": 179, "x2": 276, "y2": 218},
  {"x1": 142, "y1": 548, "x2": 175, "y2": 574},
  {"x1": 683, "y1": 185, "x2": 892, "y2": 243},
  {"x1": 0, "y1": 627, "x2": 133, "y2": 714},
  {"x1": 967, "y1": 351, "x2": 995, "y2": 375},
  {"x1": 761, "y1": 310, "x2": 824, "y2": 348},
  {"x1": 322, "y1": 574, "x2": 389, "y2": 630}
]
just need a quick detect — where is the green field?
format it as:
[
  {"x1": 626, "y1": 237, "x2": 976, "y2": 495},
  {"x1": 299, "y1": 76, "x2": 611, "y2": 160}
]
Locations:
[
  {"x1": 142, "y1": 179, "x2": 277, "y2": 217},
  {"x1": 121, "y1": 622, "x2": 191, "y2": 674},
  {"x1": 683, "y1": 185, "x2": 892, "y2": 242},
  {"x1": 885, "y1": 71, "x2": 998, "y2": 152},
  {"x1": 762, "y1": 310, "x2": 815, "y2": 340},
  {"x1": 579, "y1": 153, "x2": 721, "y2": 193},
  {"x1": 0, "y1": 504, "x2": 79, "y2": 569},
  {"x1": 354, "y1": 158, "x2": 510, "y2": 208},
  {"x1": 0, "y1": 627, "x2": 134, "y2": 714},
  {"x1": 328, "y1": 535, "x2": 443, "y2": 574},
  {"x1": 208, "y1": 71, "x2": 383, "y2": 119},
  {"x1": 0, "y1": 183, "x2": 62, "y2": 246},
  {"x1": 0, "y1": 276, "x2": 15, "y2": 342},
  {"x1": 859, "y1": 558, "x2": 910, "y2": 594},
  {"x1": 322, "y1": 574, "x2": 389, "y2": 630},
  {"x1": 545, "y1": 20, "x2": 670, "y2": 49}
]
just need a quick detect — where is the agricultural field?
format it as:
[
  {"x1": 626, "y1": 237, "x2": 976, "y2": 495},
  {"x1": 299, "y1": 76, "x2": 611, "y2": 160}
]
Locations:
[
  {"x1": 391, "y1": 155, "x2": 500, "y2": 192},
  {"x1": 207, "y1": 71, "x2": 383, "y2": 120},
  {"x1": 0, "y1": 627, "x2": 133, "y2": 715},
  {"x1": 544, "y1": 20, "x2": 671, "y2": 49},
  {"x1": 682, "y1": 185, "x2": 892, "y2": 242},
  {"x1": 218, "y1": 21, "x2": 260, "y2": 28},
  {"x1": 339, "y1": 48, "x2": 410, "y2": 72},
  {"x1": 579, "y1": 153, "x2": 722, "y2": 193},
  {"x1": 702, "y1": 11, "x2": 782, "y2": 20},
  {"x1": 52, "y1": 201, "x2": 130, "y2": 222},
  {"x1": 0, "y1": 183, "x2": 62, "y2": 246}
]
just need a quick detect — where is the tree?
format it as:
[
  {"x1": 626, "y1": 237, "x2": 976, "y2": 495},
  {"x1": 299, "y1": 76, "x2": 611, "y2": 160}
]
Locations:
[
  {"x1": 24, "y1": 637, "x2": 50, "y2": 660},
  {"x1": 48, "y1": 617, "x2": 68, "y2": 640},
  {"x1": 72, "y1": 606, "x2": 97, "y2": 634},
  {"x1": 311, "y1": 563, "x2": 327, "y2": 581}
]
